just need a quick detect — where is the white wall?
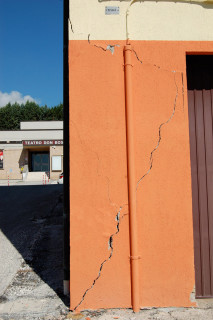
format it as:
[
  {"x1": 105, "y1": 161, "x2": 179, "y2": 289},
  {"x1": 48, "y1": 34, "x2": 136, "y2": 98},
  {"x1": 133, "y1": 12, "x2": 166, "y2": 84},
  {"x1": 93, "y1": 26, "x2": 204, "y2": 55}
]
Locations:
[
  {"x1": 0, "y1": 130, "x2": 63, "y2": 142},
  {"x1": 69, "y1": 0, "x2": 213, "y2": 41},
  {"x1": 20, "y1": 121, "x2": 63, "y2": 130}
]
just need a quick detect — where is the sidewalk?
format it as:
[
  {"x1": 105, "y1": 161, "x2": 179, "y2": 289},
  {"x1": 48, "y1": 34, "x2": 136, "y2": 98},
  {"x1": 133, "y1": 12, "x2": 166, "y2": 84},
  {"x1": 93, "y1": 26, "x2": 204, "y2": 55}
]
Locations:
[
  {"x1": 2, "y1": 307, "x2": 212, "y2": 320},
  {"x1": 65, "y1": 307, "x2": 213, "y2": 320},
  {"x1": 0, "y1": 185, "x2": 65, "y2": 320},
  {"x1": 1, "y1": 305, "x2": 213, "y2": 320},
  {"x1": 0, "y1": 179, "x2": 57, "y2": 186}
]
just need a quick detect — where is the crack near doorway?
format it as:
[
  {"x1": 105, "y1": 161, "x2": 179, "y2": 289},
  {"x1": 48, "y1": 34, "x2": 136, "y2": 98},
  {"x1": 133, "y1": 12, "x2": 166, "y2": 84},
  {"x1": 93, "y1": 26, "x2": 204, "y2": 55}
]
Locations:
[{"x1": 136, "y1": 71, "x2": 179, "y2": 191}]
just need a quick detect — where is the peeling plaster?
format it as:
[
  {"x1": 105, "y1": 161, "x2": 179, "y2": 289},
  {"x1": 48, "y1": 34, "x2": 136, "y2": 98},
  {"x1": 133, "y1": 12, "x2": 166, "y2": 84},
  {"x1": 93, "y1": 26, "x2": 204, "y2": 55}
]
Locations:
[
  {"x1": 73, "y1": 206, "x2": 127, "y2": 311},
  {"x1": 88, "y1": 34, "x2": 120, "y2": 54}
]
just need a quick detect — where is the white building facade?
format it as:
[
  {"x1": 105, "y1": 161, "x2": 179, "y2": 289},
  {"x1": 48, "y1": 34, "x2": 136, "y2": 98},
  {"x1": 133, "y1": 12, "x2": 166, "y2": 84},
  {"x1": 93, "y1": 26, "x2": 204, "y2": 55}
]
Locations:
[{"x1": 0, "y1": 121, "x2": 63, "y2": 181}]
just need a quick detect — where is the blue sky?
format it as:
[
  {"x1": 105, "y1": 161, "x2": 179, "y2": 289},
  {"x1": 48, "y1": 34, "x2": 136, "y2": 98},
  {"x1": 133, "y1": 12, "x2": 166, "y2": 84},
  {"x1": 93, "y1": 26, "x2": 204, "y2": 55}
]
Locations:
[{"x1": 0, "y1": 0, "x2": 63, "y2": 107}]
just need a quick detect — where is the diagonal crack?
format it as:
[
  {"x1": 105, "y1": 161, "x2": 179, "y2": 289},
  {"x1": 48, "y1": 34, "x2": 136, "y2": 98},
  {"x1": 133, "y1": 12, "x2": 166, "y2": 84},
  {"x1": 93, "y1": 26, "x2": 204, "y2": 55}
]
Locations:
[
  {"x1": 68, "y1": 17, "x2": 74, "y2": 33},
  {"x1": 71, "y1": 45, "x2": 182, "y2": 310},
  {"x1": 88, "y1": 34, "x2": 120, "y2": 55},
  {"x1": 136, "y1": 71, "x2": 178, "y2": 191},
  {"x1": 133, "y1": 49, "x2": 184, "y2": 74},
  {"x1": 73, "y1": 206, "x2": 127, "y2": 311},
  {"x1": 133, "y1": 49, "x2": 143, "y2": 64}
]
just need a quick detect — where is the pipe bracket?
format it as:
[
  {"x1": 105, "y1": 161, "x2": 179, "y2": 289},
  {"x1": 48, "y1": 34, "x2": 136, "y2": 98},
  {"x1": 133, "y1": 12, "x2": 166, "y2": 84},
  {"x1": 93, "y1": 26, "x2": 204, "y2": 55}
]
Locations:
[
  {"x1": 129, "y1": 255, "x2": 141, "y2": 260},
  {"x1": 124, "y1": 63, "x2": 133, "y2": 68}
]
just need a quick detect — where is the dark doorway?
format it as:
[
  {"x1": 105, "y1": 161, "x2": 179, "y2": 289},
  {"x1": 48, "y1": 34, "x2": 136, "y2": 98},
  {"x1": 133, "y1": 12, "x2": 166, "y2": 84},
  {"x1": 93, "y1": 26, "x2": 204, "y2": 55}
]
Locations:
[
  {"x1": 187, "y1": 55, "x2": 213, "y2": 298},
  {"x1": 30, "y1": 152, "x2": 50, "y2": 172}
]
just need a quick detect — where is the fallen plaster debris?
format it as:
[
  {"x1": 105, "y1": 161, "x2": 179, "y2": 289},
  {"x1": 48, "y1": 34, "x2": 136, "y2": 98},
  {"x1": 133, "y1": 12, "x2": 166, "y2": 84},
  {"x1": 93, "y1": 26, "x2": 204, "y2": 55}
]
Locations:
[{"x1": 106, "y1": 44, "x2": 120, "y2": 55}]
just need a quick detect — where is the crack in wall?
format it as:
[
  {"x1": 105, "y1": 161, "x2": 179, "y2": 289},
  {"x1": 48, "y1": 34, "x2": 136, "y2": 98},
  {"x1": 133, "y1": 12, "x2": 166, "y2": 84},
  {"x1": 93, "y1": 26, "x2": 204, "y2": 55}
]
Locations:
[
  {"x1": 133, "y1": 49, "x2": 185, "y2": 74},
  {"x1": 88, "y1": 34, "x2": 120, "y2": 55},
  {"x1": 181, "y1": 72, "x2": 185, "y2": 111},
  {"x1": 68, "y1": 17, "x2": 74, "y2": 33},
  {"x1": 73, "y1": 206, "x2": 126, "y2": 311},
  {"x1": 126, "y1": 0, "x2": 138, "y2": 40},
  {"x1": 132, "y1": 48, "x2": 185, "y2": 117},
  {"x1": 71, "y1": 120, "x2": 126, "y2": 212},
  {"x1": 131, "y1": 48, "x2": 184, "y2": 191},
  {"x1": 105, "y1": 176, "x2": 128, "y2": 211},
  {"x1": 71, "y1": 121, "x2": 130, "y2": 311},
  {"x1": 133, "y1": 49, "x2": 143, "y2": 64},
  {"x1": 70, "y1": 44, "x2": 183, "y2": 309},
  {"x1": 136, "y1": 71, "x2": 178, "y2": 191}
]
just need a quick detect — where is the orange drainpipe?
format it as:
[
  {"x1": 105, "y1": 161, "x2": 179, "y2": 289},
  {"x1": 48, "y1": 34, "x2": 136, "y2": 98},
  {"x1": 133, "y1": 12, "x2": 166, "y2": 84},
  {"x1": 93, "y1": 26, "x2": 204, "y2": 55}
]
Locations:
[{"x1": 124, "y1": 40, "x2": 140, "y2": 312}]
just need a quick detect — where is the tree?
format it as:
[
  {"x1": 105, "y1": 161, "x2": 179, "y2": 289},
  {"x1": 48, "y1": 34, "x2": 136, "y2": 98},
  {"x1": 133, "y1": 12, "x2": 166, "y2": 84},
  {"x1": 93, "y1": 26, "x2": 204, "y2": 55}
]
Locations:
[{"x1": 0, "y1": 101, "x2": 63, "y2": 130}]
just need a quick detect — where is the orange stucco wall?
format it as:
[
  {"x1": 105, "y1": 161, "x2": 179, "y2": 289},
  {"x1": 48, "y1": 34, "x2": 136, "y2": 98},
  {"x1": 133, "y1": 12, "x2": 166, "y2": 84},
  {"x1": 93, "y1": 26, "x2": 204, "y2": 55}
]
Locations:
[{"x1": 69, "y1": 40, "x2": 213, "y2": 310}]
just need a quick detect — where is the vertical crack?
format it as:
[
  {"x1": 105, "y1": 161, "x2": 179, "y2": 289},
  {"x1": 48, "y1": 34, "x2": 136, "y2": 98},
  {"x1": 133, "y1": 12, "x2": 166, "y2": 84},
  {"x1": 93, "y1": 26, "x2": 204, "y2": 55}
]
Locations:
[
  {"x1": 68, "y1": 17, "x2": 74, "y2": 33},
  {"x1": 136, "y1": 71, "x2": 178, "y2": 191},
  {"x1": 73, "y1": 206, "x2": 126, "y2": 311},
  {"x1": 71, "y1": 45, "x2": 182, "y2": 310},
  {"x1": 181, "y1": 72, "x2": 185, "y2": 112}
]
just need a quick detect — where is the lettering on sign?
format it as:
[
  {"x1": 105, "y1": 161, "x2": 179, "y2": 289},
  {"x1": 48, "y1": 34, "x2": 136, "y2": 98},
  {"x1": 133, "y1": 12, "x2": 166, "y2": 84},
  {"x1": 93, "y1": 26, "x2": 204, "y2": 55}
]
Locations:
[
  {"x1": 105, "y1": 6, "x2": 120, "y2": 15},
  {"x1": 23, "y1": 140, "x2": 63, "y2": 146}
]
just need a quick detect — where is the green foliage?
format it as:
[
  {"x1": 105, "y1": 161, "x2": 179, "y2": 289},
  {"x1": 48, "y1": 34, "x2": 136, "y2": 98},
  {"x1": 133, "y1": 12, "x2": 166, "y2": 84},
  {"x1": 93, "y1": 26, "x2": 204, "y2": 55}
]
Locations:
[{"x1": 0, "y1": 102, "x2": 63, "y2": 130}]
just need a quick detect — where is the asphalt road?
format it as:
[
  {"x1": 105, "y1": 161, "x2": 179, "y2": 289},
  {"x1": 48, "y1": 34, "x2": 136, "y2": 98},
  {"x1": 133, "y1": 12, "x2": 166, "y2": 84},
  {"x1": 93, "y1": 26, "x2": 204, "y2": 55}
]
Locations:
[
  {"x1": 0, "y1": 185, "x2": 63, "y2": 263},
  {"x1": 0, "y1": 185, "x2": 68, "y2": 319}
]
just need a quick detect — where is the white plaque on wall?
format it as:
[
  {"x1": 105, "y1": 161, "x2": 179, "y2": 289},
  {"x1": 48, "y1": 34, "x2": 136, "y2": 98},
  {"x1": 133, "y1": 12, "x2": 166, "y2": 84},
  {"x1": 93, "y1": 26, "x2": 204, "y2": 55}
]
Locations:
[
  {"x1": 105, "y1": 6, "x2": 120, "y2": 15},
  {"x1": 52, "y1": 155, "x2": 62, "y2": 171}
]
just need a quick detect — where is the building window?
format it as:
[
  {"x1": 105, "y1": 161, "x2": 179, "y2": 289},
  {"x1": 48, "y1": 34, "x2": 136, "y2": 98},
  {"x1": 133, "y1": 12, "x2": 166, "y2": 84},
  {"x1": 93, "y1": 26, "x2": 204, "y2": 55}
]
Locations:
[{"x1": 0, "y1": 150, "x2": 3, "y2": 169}]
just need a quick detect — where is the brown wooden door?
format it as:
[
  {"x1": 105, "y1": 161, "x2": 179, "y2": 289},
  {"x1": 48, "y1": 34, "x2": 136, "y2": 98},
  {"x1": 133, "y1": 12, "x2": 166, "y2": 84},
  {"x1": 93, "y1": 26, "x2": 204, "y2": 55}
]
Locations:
[{"x1": 188, "y1": 89, "x2": 213, "y2": 298}]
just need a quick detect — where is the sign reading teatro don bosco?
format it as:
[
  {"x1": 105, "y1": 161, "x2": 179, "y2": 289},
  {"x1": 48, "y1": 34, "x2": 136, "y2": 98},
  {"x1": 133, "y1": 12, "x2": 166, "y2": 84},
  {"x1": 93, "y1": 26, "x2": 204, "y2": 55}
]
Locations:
[{"x1": 23, "y1": 140, "x2": 63, "y2": 146}]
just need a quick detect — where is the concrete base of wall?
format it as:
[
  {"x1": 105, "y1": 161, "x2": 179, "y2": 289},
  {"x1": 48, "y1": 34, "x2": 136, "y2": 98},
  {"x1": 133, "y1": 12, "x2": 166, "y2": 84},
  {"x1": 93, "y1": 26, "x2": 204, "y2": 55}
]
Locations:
[
  {"x1": 26, "y1": 172, "x2": 48, "y2": 182},
  {"x1": 190, "y1": 286, "x2": 213, "y2": 308}
]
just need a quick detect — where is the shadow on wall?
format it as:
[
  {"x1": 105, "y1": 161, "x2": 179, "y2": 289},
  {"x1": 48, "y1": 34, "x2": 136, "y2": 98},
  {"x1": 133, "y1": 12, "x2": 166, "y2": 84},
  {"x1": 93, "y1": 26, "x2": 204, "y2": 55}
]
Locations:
[
  {"x1": 18, "y1": 149, "x2": 28, "y2": 173},
  {"x1": 0, "y1": 184, "x2": 68, "y2": 306}
]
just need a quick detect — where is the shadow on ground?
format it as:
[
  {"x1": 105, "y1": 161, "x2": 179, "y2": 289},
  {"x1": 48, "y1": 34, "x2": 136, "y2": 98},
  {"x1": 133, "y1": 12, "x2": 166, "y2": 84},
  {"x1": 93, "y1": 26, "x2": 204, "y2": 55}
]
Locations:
[{"x1": 0, "y1": 185, "x2": 69, "y2": 308}]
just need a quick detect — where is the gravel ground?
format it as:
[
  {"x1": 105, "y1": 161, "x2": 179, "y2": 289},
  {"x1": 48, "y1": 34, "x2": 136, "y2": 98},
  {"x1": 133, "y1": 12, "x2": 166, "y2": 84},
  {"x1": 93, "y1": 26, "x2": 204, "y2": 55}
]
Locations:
[
  {"x1": 2, "y1": 305, "x2": 213, "y2": 320},
  {"x1": 44, "y1": 307, "x2": 213, "y2": 320}
]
